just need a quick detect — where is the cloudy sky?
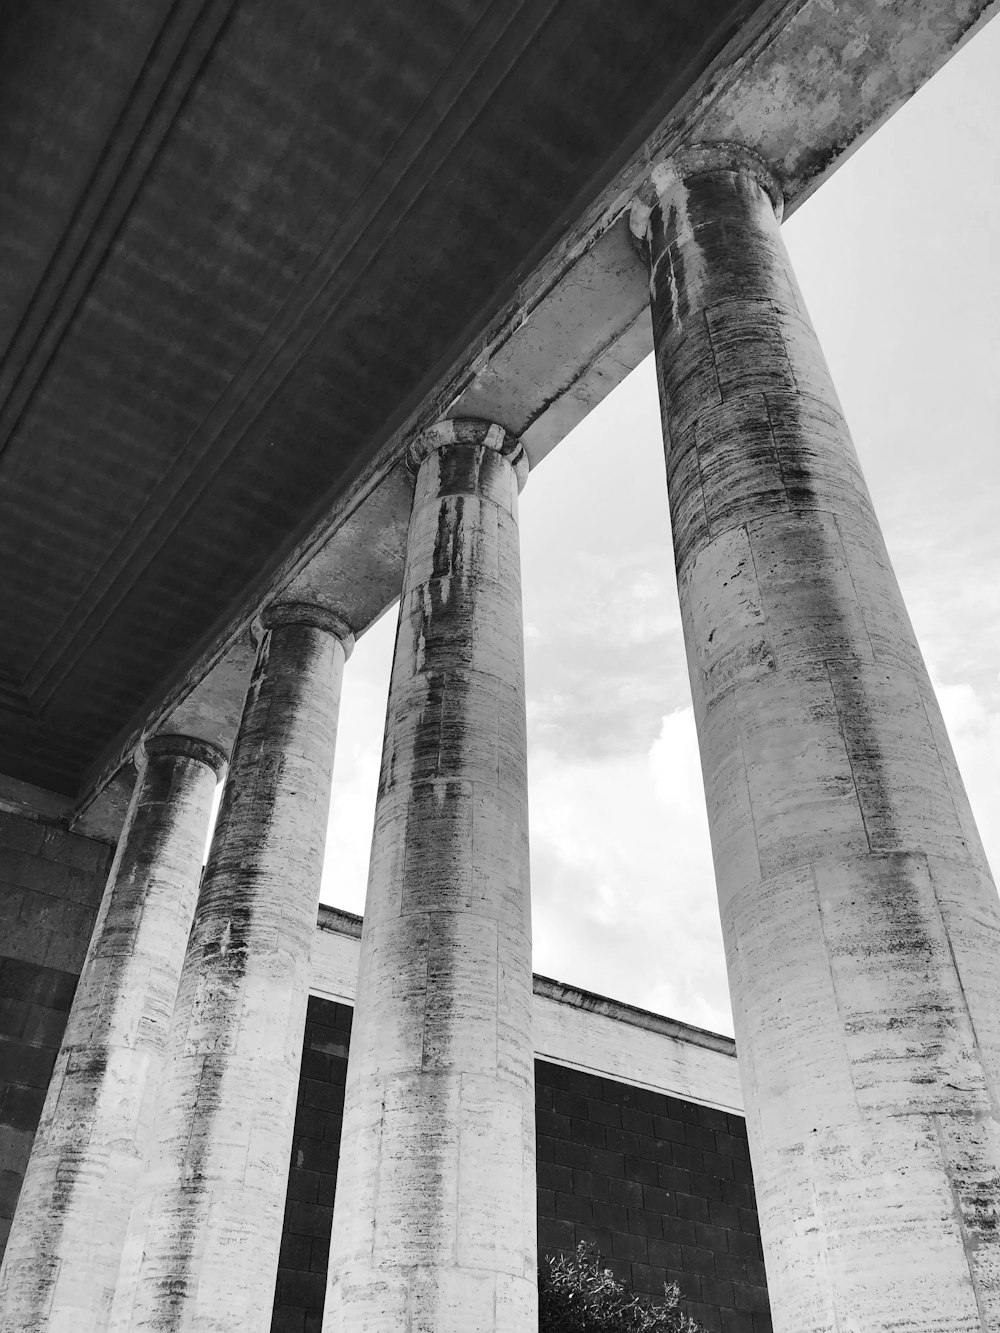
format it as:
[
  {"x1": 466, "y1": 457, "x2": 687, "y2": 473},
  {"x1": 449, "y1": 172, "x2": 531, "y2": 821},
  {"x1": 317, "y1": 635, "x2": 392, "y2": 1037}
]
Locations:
[{"x1": 319, "y1": 18, "x2": 1000, "y2": 1038}]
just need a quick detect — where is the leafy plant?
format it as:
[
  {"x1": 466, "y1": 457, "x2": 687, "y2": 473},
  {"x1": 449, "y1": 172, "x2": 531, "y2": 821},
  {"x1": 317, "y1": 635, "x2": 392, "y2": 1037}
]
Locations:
[{"x1": 538, "y1": 1242, "x2": 704, "y2": 1333}]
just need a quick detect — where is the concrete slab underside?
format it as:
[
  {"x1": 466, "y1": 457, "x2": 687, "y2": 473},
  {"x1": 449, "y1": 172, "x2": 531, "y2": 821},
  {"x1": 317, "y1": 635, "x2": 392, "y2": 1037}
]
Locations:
[
  {"x1": 0, "y1": 0, "x2": 765, "y2": 796},
  {"x1": 0, "y1": 0, "x2": 995, "y2": 818},
  {"x1": 2, "y1": 4, "x2": 1000, "y2": 1332}
]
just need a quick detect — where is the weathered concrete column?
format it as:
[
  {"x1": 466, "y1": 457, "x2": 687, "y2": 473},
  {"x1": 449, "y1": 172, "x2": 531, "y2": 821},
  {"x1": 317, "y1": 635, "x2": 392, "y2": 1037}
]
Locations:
[
  {"x1": 631, "y1": 143, "x2": 1000, "y2": 1330},
  {"x1": 111, "y1": 604, "x2": 352, "y2": 1333},
  {"x1": 325, "y1": 420, "x2": 536, "y2": 1333},
  {"x1": 0, "y1": 735, "x2": 224, "y2": 1333}
]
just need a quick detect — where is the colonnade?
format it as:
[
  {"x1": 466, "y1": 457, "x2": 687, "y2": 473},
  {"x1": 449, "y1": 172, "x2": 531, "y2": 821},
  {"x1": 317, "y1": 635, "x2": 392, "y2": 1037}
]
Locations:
[{"x1": 1, "y1": 142, "x2": 999, "y2": 1333}]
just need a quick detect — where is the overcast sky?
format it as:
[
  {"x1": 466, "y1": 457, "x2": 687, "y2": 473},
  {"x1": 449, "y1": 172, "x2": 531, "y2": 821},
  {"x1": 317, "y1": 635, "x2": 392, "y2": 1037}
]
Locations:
[{"x1": 319, "y1": 18, "x2": 1000, "y2": 1038}]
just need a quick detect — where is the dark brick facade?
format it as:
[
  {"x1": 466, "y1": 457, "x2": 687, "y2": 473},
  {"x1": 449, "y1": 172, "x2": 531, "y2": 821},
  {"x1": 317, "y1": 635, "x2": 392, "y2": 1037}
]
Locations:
[
  {"x1": 272, "y1": 996, "x2": 352, "y2": 1333},
  {"x1": 271, "y1": 996, "x2": 770, "y2": 1333},
  {"x1": 0, "y1": 808, "x2": 114, "y2": 1260},
  {"x1": 1, "y1": 906, "x2": 768, "y2": 1332},
  {"x1": 535, "y1": 1061, "x2": 770, "y2": 1333}
]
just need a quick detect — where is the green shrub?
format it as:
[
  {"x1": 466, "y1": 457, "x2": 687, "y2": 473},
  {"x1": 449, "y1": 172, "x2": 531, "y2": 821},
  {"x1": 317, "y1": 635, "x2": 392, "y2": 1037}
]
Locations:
[{"x1": 538, "y1": 1243, "x2": 703, "y2": 1333}]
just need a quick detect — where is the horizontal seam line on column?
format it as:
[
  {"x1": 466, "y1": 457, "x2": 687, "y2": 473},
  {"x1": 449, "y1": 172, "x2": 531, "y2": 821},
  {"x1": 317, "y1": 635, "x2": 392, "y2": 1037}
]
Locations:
[
  {"x1": 406, "y1": 574, "x2": 515, "y2": 594},
  {"x1": 393, "y1": 666, "x2": 522, "y2": 689},
  {"x1": 763, "y1": 384, "x2": 860, "y2": 426},
  {"x1": 694, "y1": 291, "x2": 788, "y2": 315},
  {"x1": 394, "y1": 905, "x2": 526, "y2": 925},
  {"x1": 365, "y1": 919, "x2": 530, "y2": 940},
  {"x1": 697, "y1": 661, "x2": 871, "y2": 709},
  {"x1": 691, "y1": 502, "x2": 881, "y2": 549},
  {"x1": 409, "y1": 493, "x2": 515, "y2": 516}
]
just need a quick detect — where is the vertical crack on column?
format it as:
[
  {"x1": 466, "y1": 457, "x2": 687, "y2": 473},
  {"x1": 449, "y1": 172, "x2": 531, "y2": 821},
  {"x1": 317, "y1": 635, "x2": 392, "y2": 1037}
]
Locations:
[{"x1": 825, "y1": 661, "x2": 874, "y2": 855}]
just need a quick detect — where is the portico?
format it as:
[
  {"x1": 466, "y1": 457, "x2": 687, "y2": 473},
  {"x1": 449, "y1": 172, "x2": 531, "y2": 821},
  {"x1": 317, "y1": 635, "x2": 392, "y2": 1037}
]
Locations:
[{"x1": 1, "y1": 2, "x2": 999, "y2": 1330}]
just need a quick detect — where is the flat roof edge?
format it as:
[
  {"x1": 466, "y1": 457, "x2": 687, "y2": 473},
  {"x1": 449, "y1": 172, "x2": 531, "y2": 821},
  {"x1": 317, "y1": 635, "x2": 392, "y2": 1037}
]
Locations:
[
  {"x1": 532, "y1": 974, "x2": 736, "y2": 1057},
  {"x1": 314, "y1": 903, "x2": 735, "y2": 1053}
]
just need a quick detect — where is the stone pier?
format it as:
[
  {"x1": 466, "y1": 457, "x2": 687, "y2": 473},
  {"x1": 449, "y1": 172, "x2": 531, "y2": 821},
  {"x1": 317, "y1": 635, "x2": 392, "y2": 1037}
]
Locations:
[
  {"x1": 0, "y1": 736, "x2": 225, "y2": 1333},
  {"x1": 325, "y1": 420, "x2": 537, "y2": 1332},
  {"x1": 632, "y1": 143, "x2": 1000, "y2": 1329},
  {"x1": 110, "y1": 606, "x2": 352, "y2": 1333}
]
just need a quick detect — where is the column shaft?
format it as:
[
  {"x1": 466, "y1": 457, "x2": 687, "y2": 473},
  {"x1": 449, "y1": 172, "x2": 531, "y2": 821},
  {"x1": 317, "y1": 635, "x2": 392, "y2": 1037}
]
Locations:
[
  {"x1": 0, "y1": 736, "x2": 224, "y2": 1333},
  {"x1": 325, "y1": 421, "x2": 536, "y2": 1333},
  {"x1": 111, "y1": 608, "x2": 351, "y2": 1333},
  {"x1": 634, "y1": 144, "x2": 1000, "y2": 1330}
]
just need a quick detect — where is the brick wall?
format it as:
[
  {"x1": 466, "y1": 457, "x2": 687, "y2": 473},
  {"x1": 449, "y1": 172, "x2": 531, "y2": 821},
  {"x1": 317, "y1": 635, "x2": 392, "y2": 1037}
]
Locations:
[
  {"x1": 271, "y1": 996, "x2": 769, "y2": 1333},
  {"x1": 535, "y1": 1061, "x2": 770, "y2": 1333},
  {"x1": 271, "y1": 995, "x2": 352, "y2": 1333},
  {"x1": 0, "y1": 808, "x2": 115, "y2": 1259}
]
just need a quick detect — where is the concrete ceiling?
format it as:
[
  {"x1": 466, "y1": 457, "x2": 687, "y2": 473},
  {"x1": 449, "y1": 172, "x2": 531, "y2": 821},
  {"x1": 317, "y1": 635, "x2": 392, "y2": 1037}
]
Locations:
[
  {"x1": 0, "y1": 0, "x2": 769, "y2": 796},
  {"x1": 0, "y1": 0, "x2": 995, "y2": 818}
]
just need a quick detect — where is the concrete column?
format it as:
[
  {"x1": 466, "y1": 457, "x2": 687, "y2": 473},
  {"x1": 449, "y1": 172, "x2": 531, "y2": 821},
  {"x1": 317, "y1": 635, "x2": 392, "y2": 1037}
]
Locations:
[
  {"x1": 111, "y1": 604, "x2": 352, "y2": 1333},
  {"x1": 325, "y1": 420, "x2": 536, "y2": 1333},
  {"x1": 0, "y1": 734, "x2": 225, "y2": 1333},
  {"x1": 632, "y1": 142, "x2": 1000, "y2": 1330}
]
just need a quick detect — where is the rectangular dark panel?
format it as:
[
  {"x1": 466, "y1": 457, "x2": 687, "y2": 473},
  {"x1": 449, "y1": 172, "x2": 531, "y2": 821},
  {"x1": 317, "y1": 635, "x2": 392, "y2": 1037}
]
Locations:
[
  {"x1": 534, "y1": 1062, "x2": 771, "y2": 1333},
  {"x1": 272, "y1": 996, "x2": 352, "y2": 1333}
]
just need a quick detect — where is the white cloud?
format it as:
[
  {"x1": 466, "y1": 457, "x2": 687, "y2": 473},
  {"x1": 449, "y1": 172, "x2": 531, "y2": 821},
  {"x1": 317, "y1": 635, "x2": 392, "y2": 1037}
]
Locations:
[
  {"x1": 313, "y1": 19, "x2": 1000, "y2": 1043},
  {"x1": 933, "y1": 678, "x2": 1000, "y2": 880},
  {"x1": 527, "y1": 707, "x2": 731, "y2": 1036},
  {"x1": 320, "y1": 612, "x2": 396, "y2": 915}
]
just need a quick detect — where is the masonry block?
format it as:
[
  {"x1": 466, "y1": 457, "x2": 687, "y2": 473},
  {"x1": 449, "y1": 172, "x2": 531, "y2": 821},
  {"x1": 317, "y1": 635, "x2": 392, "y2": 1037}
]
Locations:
[
  {"x1": 533, "y1": 1060, "x2": 770, "y2": 1330},
  {"x1": 0, "y1": 807, "x2": 113, "y2": 1266}
]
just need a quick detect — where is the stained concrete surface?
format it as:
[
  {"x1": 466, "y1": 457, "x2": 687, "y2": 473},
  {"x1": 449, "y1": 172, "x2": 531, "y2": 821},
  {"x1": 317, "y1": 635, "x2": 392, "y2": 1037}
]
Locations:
[
  {"x1": 109, "y1": 612, "x2": 351, "y2": 1333},
  {"x1": 0, "y1": 736, "x2": 224, "y2": 1331},
  {"x1": 326, "y1": 423, "x2": 536, "y2": 1332},
  {"x1": 634, "y1": 143, "x2": 1000, "y2": 1331}
]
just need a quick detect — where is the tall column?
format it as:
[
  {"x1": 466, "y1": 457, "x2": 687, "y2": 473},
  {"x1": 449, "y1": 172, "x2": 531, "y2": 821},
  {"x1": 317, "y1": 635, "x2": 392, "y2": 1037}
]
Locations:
[
  {"x1": 631, "y1": 142, "x2": 1000, "y2": 1330},
  {"x1": 111, "y1": 603, "x2": 352, "y2": 1333},
  {"x1": 325, "y1": 420, "x2": 536, "y2": 1333},
  {"x1": 0, "y1": 734, "x2": 225, "y2": 1333}
]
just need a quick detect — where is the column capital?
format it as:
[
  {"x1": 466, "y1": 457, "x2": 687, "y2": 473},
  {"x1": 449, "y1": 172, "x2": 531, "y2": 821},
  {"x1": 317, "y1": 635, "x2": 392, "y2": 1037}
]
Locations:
[
  {"x1": 630, "y1": 141, "x2": 784, "y2": 247},
  {"x1": 139, "y1": 733, "x2": 228, "y2": 778},
  {"x1": 260, "y1": 602, "x2": 355, "y2": 658},
  {"x1": 407, "y1": 417, "x2": 528, "y2": 492}
]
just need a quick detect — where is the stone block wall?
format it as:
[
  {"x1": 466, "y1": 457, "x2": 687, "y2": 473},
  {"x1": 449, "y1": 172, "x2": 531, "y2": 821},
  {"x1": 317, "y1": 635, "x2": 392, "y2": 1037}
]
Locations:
[
  {"x1": 535, "y1": 1061, "x2": 770, "y2": 1333},
  {"x1": 0, "y1": 808, "x2": 114, "y2": 1258},
  {"x1": 270, "y1": 996, "x2": 770, "y2": 1333},
  {"x1": 272, "y1": 996, "x2": 352, "y2": 1333}
]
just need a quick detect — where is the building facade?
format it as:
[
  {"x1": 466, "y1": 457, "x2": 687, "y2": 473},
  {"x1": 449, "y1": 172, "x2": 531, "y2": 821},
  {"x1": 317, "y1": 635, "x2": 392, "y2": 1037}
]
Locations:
[
  {"x1": 2, "y1": 2, "x2": 1000, "y2": 1331},
  {"x1": 273, "y1": 909, "x2": 769, "y2": 1333}
]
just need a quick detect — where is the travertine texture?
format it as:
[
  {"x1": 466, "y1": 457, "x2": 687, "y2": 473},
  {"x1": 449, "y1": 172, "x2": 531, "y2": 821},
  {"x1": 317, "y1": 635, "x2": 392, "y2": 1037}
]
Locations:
[
  {"x1": 325, "y1": 421, "x2": 536, "y2": 1333},
  {"x1": 308, "y1": 910, "x2": 744, "y2": 1115},
  {"x1": 111, "y1": 607, "x2": 351, "y2": 1333},
  {"x1": 633, "y1": 143, "x2": 1000, "y2": 1331},
  {"x1": 532, "y1": 984, "x2": 741, "y2": 1115},
  {"x1": 0, "y1": 736, "x2": 223, "y2": 1332}
]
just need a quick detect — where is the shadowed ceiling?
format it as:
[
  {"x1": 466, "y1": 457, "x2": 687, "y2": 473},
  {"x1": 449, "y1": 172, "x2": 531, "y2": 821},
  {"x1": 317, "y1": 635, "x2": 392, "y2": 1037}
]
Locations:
[{"x1": 0, "y1": 0, "x2": 766, "y2": 794}]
